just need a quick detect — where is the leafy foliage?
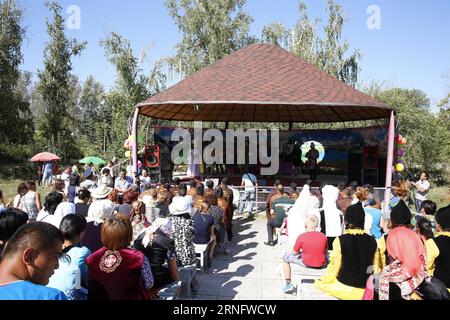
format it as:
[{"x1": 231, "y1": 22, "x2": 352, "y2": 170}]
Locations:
[
  {"x1": 165, "y1": 0, "x2": 256, "y2": 77},
  {"x1": 35, "y1": 1, "x2": 86, "y2": 163},
  {"x1": 0, "y1": 0, "x2": 34, "y2": 144}
]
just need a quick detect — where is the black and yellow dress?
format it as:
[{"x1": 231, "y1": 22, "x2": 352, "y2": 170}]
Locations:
[
  {"x1": 374, "y1": 234, "x2": 389, "y2": 274},
  {"x1": 315, "y1": 229, "x2": 377, "y2": 300},
  {"x1": 427, "y1": 231, "x2": 450, "y2": 292}
]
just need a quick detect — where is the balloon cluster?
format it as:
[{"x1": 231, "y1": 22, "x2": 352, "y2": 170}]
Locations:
[
  {"x1": 394, "y1": 134, "x2": 407, "y2": 173},
  {"x1": 123, "y1": 134, "x2": 143, "y2": 169}
]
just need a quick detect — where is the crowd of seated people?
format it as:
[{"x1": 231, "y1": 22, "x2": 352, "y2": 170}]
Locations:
[
  {"x1": 0, "y1": 173, "x2": 448, "y2": 301},
  {"x1": 0, "y1": 173, "x2": 238, "y2": 300}
]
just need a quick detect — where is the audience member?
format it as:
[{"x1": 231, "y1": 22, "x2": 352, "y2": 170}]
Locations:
[
  {"x1": 193, "y1": 202, "x2": 216, "y2": 267},
  {"x1": 315, "y1": 202, "x2": 377, "y2": 300},
  {"x1": 47, "y1": 214, "x2": 90, "y2": 300},
  {"x1": 86, "y1": 214, "x2": 155, "y2": 300},
  {"x1": 75, "y1": 188, "x2": 91, "y2": 217},
  {"x1": 82, "y1": 199, "x2": 115, "y2": 253},
  {"x1": 282, "y1": 215, "x2": 328, "y2": 293},
  {"x1": 133, "y1": 218, "x2": 179, "y2": 289},
  {"x1": 19, "y1": 181, "x2": 41, "y2": 222},
  {"x1": 0, "y1": 209, "x2": 29, "y2": 258},
  {"x1": 168, "y1": 197, "x2": 196, "y2": 267},
  {"x1": 0, "y1": 222, "x2": 67, "y2": 300},
  {"x1": 36, "y1": 192, "x2": 64, "y2": 228}
]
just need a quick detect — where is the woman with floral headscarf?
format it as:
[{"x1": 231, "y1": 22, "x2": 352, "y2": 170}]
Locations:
[
  {"x1": 134, "y1": 218, "x2": 179, "y2": 289},
  {"x1": 378, "y1": 225, "x2": 427, "y2": 300}
]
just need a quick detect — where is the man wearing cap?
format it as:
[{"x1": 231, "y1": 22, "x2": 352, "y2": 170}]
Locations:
[
  {"x1": 315, "y1": 202, "x2": 377, "y2": 300},
  {"x1": 80, "y1": 168, "x2": 96, "y2": 190}
]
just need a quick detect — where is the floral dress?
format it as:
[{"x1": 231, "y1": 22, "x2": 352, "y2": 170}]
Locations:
[{"x1": 169, "y1": 215, "x2": 196, "y2": 266}]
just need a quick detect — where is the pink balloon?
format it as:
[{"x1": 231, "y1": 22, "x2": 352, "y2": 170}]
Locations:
[{"x1": 138, "y1": 161, "x2": 142, "y2": 168}]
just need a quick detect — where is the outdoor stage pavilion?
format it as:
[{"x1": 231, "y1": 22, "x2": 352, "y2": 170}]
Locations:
[{"x1": 130, "y1": 43, "x2": 396, "y2": 208}]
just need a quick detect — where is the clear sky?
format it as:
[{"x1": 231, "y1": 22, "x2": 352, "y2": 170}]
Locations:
[{"x1": 18, "y1": 0, "x2": 450, "y2": 109}]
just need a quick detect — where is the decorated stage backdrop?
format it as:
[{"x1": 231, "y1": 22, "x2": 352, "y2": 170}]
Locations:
[{"x1": 153, "y1": 125, "x2": 388, "y2": 176}]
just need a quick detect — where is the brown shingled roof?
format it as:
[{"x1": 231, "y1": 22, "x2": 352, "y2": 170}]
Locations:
[{"x1": 138, "y1": 43, "x2": 391, "y2": 123}]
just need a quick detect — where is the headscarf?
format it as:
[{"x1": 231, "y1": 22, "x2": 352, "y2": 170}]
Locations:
[
  {"x1": 344, "y1": 202, "x2": 365, "y2": 229},
  {"x1": 386, "y1": 226, "x2": 425, "y2": 276},
  {"x1": 379, "y1": 226, "x2": 427, "y2": 300},
  {"x1": 321, "y1": 185, "x2": 343, "y2": 237},
  {"x1": 390, "y1": 200, "x2": 412, "y2": 226},
  {"x1": 287, "y1": 185, "x2": 320, "y2": 248},
  {"x1": 86, "y1": 199, "x2": 115, "y2": 225},
  {"x1": 140, "y1": 218, "x2": 173, "y2": 247}
]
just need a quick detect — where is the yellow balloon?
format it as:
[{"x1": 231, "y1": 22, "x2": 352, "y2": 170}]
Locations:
[
  {"x1": 125, "y1": 151, "x2": 131, "y2": 158},
  {"x1": 395, "y1": 163, "x2": 405, "y2": 172}
]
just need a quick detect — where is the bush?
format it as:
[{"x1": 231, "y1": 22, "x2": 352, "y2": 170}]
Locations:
[{"x1": 0, "y1": 143, "x2": 35, "y2": 164}]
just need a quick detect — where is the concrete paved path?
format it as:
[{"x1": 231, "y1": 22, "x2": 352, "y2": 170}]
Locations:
[{"x1": 191, "y1": 213, "x2": 338, "y2": 300}]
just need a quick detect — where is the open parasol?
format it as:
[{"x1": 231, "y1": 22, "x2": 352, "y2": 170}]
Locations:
[{"x1": 30, "y1": 152, "x2": 60, "y2": 162}]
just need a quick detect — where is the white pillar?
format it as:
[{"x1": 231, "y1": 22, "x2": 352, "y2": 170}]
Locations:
[{"x1": 384, "y1": 111, "x2": 395, "y2": 212}]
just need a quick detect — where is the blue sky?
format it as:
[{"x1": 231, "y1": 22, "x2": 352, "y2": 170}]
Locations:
[{"x1": 18, "y1": 0, "x2": 450, "y2": 109}]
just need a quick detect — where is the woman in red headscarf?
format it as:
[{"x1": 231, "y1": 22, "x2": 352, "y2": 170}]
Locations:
[{"x1": 378, "y1": 225, "x2": 427, "y2": 300}]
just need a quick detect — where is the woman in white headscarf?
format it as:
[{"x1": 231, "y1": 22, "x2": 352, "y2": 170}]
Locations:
[
  {"x1": 321, "y1": 185, "x2": 344, "y2": 249},
  {"x1": 287, "y1": 184, "x2": 321, "y2": 249},
  {"x1": 81, "y1": 199, "x2": 115, "y2": 253}
]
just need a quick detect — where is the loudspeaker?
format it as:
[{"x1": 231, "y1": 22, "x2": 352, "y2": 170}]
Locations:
[
  {"x1": 348, "y1": 153, "x2": 362, "y2": 185},
  {"x1": 363, "y1": 145, "x2": 379, "y2": 169},
  {"x1": 144, "y1": 145, "x2": 160, "y2": 168},
  {"x1": 363, "y1": 169, "x2": 378, "y2": 186}
]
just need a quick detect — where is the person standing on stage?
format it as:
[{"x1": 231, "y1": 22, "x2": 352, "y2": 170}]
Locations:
[
  {"x1": 411, "y1": 172, "x2": 431, "y2": 213},
  {"x1": 291, "y1": 140, "x2": 303, "y2": 176},
  {"x1": 305, "y1": 142, "x2": 319, "y2": 181}
]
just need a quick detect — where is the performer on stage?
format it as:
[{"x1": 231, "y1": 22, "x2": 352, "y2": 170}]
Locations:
[
  {"x1": 291, "y1": 141, "x2": 302, "y2": 176},
  {"x1": 305, "y1": 142, "x2": 319, "y2": 181}
]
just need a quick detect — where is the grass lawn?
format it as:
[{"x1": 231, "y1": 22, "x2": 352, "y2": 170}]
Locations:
[{"x1": 0, "y1": 179, "x2": 51, "y2": 205}]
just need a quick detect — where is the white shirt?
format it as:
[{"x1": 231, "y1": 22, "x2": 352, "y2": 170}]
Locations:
[
  {"x1": 241, "y1": 173, "x2": 257, "y2": 192},
  {"x1": 13, "y1": 194, "x2": 21, "y2": 208},
  {"x1": 61, "y1": 172, "x2": 70, "y2": 192},
  {"x1": 415, "y1": 179, "x2": 430, "y2": 201},
  {"x1": 36, "y1": 209, "x2": 62, "y2": 228},
  {"x1": 140, "y1": 176, "x2": 151, "y2": 186}
]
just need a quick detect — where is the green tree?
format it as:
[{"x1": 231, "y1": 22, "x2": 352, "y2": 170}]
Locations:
[
  {"x1": 261, "y1": 22, "x2": 289, "y2": 48},
  {"x1": 101, "y1": 32, "x2": 166, "y2": 158},
  {"x1": 35, "y1": 1, "x2": 86, "y2": 162},
  {"x1": 262, "y1": 0, "x2": 361, "y2": 87},
  {"x1": 0, "y1": 0, "x2": 33, "y2": 146},
  {"x1": 166, "y1": 0, "x2": 256, "y2": 77},
  {"x1": 371, "y1": 88, "x2": 444, "y2": 175}
]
